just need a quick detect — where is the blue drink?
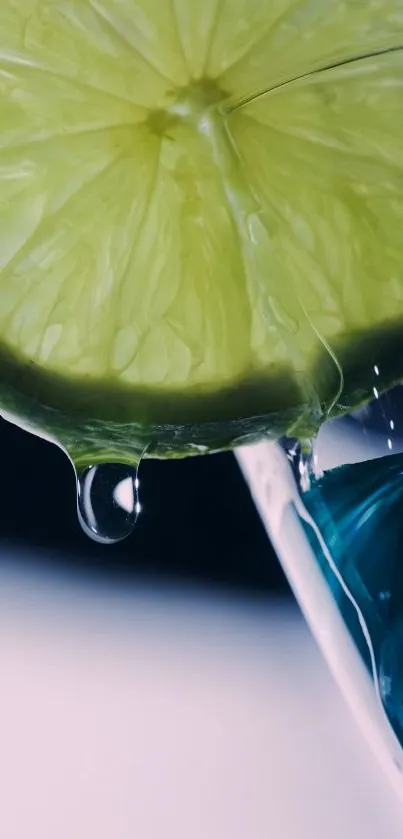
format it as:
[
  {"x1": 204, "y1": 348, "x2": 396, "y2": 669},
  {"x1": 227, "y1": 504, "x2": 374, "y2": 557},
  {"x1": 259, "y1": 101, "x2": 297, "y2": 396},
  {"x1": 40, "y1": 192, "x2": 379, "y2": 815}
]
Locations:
[{"x1": 238, "y1": 385, "x2": 403, "y2": 792}]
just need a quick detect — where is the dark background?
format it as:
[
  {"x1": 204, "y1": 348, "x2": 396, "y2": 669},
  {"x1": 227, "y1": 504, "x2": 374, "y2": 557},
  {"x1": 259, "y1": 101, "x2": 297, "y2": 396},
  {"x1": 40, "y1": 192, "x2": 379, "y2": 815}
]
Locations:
[{"x1": 0, "y1": 417, "x2": 290, "y2": 598}]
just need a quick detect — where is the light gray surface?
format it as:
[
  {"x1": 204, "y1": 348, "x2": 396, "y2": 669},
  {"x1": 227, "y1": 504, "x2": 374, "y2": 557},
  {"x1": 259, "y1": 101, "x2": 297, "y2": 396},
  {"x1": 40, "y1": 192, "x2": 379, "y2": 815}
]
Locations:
[{"x1": 0, "y1": 553, "x2": 402, "y2": 839}]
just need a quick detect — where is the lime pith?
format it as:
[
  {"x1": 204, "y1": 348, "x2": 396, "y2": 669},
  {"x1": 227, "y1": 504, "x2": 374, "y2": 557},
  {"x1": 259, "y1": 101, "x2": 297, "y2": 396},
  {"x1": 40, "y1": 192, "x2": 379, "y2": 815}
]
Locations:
[{"x1": 1, "y1": 2, "x2": 403, "y2": 461}]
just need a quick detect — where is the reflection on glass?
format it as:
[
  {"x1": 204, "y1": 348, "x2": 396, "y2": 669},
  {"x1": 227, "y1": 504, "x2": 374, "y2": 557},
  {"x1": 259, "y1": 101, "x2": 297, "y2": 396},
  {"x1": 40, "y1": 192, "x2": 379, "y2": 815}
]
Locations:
[
  {"x1": 300, "y1": 384, "x2": 403, "y2": 748},
  {"x1": 239, "y1": 381, "x2": 403, "y2": 795}
]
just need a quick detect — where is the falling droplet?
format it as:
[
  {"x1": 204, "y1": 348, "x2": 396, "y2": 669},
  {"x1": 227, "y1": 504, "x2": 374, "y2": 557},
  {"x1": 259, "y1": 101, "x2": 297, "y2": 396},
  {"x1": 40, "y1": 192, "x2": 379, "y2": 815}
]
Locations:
[{"x1": 76, "y1": 462, "x2": 141, "y2": 544}]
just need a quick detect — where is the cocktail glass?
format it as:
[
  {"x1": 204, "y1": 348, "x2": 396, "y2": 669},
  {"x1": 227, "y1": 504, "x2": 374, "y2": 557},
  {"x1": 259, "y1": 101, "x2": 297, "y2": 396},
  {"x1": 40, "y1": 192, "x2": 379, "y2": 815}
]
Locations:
[{"x1": 238, "y1": 382, "x2": 403, "y2": 799}]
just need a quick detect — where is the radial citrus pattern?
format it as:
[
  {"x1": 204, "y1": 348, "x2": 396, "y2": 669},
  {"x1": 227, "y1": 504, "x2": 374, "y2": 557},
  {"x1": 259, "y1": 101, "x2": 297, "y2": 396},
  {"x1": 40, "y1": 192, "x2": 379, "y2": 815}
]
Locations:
[{"x1": 0, "y1": 1, "x2": 403, "y2": 458}]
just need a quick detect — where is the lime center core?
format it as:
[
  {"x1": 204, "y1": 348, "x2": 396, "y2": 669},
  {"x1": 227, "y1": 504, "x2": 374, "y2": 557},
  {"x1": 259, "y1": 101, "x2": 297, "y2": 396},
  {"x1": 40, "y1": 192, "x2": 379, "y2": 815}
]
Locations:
[{"x1": 147, "y1": 77, "x2": 227, "y2": 137}]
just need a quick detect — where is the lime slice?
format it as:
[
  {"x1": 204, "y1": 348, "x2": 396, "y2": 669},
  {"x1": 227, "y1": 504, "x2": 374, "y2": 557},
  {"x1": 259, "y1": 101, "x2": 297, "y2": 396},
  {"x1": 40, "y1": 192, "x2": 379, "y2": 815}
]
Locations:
[{"x1": 0, "y1": 1, "x2": 403, "y2": 462}]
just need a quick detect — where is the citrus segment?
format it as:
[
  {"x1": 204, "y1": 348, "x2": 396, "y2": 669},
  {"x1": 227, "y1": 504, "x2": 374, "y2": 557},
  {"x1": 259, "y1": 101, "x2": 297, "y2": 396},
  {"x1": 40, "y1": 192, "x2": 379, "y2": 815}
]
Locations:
[{"x1": 0, "y1": 1, "x2": 402, "y2": 458}]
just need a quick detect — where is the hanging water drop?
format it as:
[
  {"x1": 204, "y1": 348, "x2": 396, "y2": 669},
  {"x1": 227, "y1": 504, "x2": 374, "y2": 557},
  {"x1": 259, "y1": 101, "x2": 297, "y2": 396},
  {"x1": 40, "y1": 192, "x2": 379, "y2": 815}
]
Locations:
[{"x1": 76, "y1": 462, "x2": 141, "y2": 544}]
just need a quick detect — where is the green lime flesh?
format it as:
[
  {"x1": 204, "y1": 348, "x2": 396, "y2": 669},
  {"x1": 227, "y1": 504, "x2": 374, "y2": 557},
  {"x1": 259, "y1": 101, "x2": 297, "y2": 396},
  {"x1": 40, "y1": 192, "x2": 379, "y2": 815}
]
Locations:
[{"x1": 1, "y1": 2, "x2": 403, "y2": 462}]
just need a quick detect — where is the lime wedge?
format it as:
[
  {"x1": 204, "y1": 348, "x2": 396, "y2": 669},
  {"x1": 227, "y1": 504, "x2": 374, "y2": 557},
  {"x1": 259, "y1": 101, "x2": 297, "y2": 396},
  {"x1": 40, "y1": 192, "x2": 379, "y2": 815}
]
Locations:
[{"x1": 1, "y1": 1, "x2": 403, "y2": 462}]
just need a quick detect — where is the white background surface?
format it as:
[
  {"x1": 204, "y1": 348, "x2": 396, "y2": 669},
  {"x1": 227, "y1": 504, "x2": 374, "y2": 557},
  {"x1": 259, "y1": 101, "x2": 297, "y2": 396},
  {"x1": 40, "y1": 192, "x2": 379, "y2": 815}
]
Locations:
[{"x1": 0, "y1": 552, "x2": 402, "y2": 839}]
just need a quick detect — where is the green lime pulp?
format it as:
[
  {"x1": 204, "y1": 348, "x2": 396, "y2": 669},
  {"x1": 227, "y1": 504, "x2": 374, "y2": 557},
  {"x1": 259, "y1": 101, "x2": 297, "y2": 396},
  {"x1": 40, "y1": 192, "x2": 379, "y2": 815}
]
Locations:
[{"x1": 1, "y1": 2, "x2": 403, "y2": 463}]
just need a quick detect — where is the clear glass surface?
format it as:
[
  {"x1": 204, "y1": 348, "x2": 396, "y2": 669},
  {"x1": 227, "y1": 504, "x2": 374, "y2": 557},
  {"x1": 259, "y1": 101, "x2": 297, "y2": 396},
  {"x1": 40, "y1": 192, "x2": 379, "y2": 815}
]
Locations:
[{"x1": 237, "y1": 382, "x2": 403, "y2": 798}]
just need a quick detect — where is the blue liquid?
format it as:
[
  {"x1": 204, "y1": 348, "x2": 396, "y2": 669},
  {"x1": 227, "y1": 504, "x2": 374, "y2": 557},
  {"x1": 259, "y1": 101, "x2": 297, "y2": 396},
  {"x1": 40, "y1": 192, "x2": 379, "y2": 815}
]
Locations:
[{"x1": 303, "y1": 454, "x2": 403, "y2": 745}]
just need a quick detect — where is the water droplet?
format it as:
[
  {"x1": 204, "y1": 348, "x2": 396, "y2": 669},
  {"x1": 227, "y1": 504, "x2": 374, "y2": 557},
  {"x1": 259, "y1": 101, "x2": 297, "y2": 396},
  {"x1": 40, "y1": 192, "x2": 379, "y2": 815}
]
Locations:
[{"x1": 76, "y1": 463, "x2": 141, "y2": 544}]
